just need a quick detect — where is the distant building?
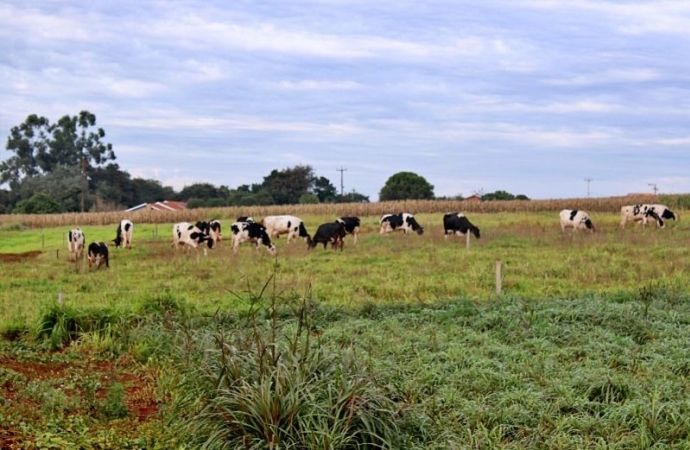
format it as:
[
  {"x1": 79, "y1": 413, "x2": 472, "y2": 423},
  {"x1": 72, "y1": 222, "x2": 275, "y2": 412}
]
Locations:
[
  {"x1": 125, "y1": 200, "x2": 187, "y2": 212},
  {"x1": 465, "y1": 195, "x2": 481, "y2": 202}
]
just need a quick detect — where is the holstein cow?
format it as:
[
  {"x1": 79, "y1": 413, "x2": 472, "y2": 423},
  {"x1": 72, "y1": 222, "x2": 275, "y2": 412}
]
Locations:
[
  {"x1": 620, "y1": 204, "x2": 677, "y2": 228},
  {"x1": 380, "y1": 213, "x2": 424, "y2": 235},
  {"x1": 230, "y1": 221, "x2": 277, "y2": 255},
  {"x1": 336, "y1": 216, "x2": 361, "y2": 245},
  {"x1": 261, "y1": 215, "x2": 311, "y2": 244},
  {"x1": 443, "y1": 213, "x2": 481, "y2": 240},
  {"x1": 195, "y1": 220, "x2": 223, "y2": 243},
  {"x1": 560, "y1": 209, "x2": 595, "y2": 233},
  {"x1": 172, "y1": 222, "x2": 215, "y2": 252},
  {"x1": 237, "y1": 216, "x2": 254, "y2": 223},
  {"x1": 112, "y1": 219, "x2": 134, "y2": 249},
  {"x1": 87, "y1": 242, "x2": 109, "y2": 269},
  {"x1": 68, "y1": 228, "x2": 85, "y2": 262},
  {"x1": 309, "y1": 221, "x2": 347, "y2": 251}
]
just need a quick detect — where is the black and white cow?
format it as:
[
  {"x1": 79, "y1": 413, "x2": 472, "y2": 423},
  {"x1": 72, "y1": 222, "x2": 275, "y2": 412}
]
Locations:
[
  {"x1": 172, "y1": 222, "x2": 215, "y2": 251},
  {"x1": 87, "y1": 242, "x2": 109, "y2": 269},
  {"x1": 336, "y1": 216, "x2": 361, "y2": 245},
  {"x1": 112, "y1": 219, "x2": 134, "y2": 248},
  {"x1": 380, "y1": 213, "x2": 424, "y2": 235},
  {"x1": 68, "y1": 228, "x2": 85, "y2": 262},
  {"x1": 309, "y1": 221, "x2": 347, "y2": 251},
  {"x1": 230, "y1": 221, "x2": 277, "y2": 255},
  {"x1": 237, "y1": 216, "x2": 254, "y2": 223},
  {"x1": 195, "y1": 220, "x2": 223, "y2": 243},
  {"x1": 443, "y1": 213, "x2": 481, "y2": 239},
  {"x1": 620, "y1": 204, "x2": 677, "y2": 228},
  {"x1": 560, "y1": 209, "x2": 595, "y2": 232},
  {"x1": 261, "y1": 215, "x2": 311, "y2": 244}
]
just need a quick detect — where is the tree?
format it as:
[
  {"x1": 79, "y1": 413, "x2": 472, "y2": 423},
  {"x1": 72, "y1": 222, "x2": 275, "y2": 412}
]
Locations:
[
  {"x1": 311, "y1": 176, "x2": 338, "y2": 203},
  {"x1": 14, "y1": 166, "x2": 84, "y2": 212},
  {"x1": 379, "y1": 172, "x2": 434, "y2": 201},
  {"x1": 13, "y1": 192, "x2": 65, "y2": 214},
  {"x1": 1, "y1": 111, "x2": 115, "y2": 188},
  {"x1": 261, "y1": 165, "x2": 315, "y2": 205},
  {"x1": 481, "y1": 190, "x2": 530, "y2": 201},
  {"x1": 338, "y1": 191, "x2": 370, "y2": 203}
]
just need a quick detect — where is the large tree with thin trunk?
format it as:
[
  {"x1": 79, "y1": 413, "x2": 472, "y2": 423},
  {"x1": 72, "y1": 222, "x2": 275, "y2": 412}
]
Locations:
[{"x1": 379, "y1": 171, "x2": 434, "y2": 201}]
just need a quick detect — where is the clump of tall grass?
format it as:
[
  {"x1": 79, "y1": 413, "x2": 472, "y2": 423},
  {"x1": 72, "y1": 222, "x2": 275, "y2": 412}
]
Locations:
[{"x1": 173, "y1": 276, "x2": 400, "y2": 449}]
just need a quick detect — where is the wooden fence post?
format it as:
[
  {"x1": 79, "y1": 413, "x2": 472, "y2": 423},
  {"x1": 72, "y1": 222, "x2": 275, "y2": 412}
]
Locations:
[{"x1": 495, "y1": 259, "x2": 502, "y2": 295}]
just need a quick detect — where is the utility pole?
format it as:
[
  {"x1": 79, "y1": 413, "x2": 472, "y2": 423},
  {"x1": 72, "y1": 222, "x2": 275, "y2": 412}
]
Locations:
[
  {"x1": 584, "y1": 178, "x2": 593, "y2": 198},
  {"x1": 648, "y1": 183, "x2": 659, "y2": 195},
  {"x1": 337, "y1": 166, "x2": 347, "y2": 198}
]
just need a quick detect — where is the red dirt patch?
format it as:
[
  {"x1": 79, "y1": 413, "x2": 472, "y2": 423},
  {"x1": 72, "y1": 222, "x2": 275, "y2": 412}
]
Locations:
[{"x1": 0, "y1": 251, "x2": 44, "y2": 263}]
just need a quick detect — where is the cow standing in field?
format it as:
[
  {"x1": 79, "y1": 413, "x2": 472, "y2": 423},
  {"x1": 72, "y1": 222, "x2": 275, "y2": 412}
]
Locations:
[
  {"x1": 309, "y1": 221, "x2": 347, "y2": 251},
  {"x1": 443, "y1": 213, "x2": 481, "y2": 240},
  {"x1": 230, "y1": 221, "x2": 277, "y2": 255},
  {"x1": 261, "y1": 215, "x2": 311, "y2": 244},
  {"x1": 172, "y1": 222, "x2": 215, "y2": 252},
  {"x1": 237, "y1": 216, "x2": 254, "y2": 223},
  {"x1": 380, "y1": 213, "x2": 424, "y2": 235},
  {"x1": 112, "y1": 219, "x2": 134, "y2": 249},
  {"x1": 560, "y1": 209, "x2": 595, "y2": 232},
  {"x1": 620, "y1": 204, "x2": 677, "y2": 228},
  {"x1": 336, "y1": 216, "x2": 361, "y2": 244},
  {"x1": 87, "y1": 242, "x2": 109, "y2": 269},
  {"x1": 195, "y1": 220, "x2": 223, "y2": 243},
  {"x1": 68, "y1": 228, "x2": 85, "y2": 262}
]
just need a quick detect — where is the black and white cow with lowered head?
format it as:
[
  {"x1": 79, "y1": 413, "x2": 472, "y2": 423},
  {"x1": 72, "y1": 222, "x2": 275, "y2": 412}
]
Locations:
[
  {"x1": 112, "y1": 219, "x2": 134, "y2": 249},
  {"x1": 195, "y1": 220, "x2": 223, "y2": 243},
  {"x1": 261, "y1": 215, "x2": 311, "y2": 244},
  {"x1": 68, "y1": 228, "x2": 85, "y2": 262},
  {"x1": 443, "y1": 213, "x2": 481, "y2": 239},
  {"x1": 230, "y1": 221, "x2": 277, "y2": 255},
  {"x1": 380, "y1": 213, "x2": 424, "y2": 235},
  {"x1": 87, "y1": 242, "x2": 109, "y2": 269},
  {"x1": 336, "y1": 216, "x2": 361, "y2": 244},
  {"x1": 560, "y1": 209, "x2": 595, "y2": 232},
  {"x1": 309, "y1": 221, "x2": 347, "y2": 251},
  {"x1": 172, "y1": 222, "x2": 215, "y2": 252},
  {"x1": 620, "y1": 204, "x2": 677, "y2": 228}
]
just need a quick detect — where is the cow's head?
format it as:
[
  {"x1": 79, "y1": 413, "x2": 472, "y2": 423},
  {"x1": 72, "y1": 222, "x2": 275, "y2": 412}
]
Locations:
[
  {"x1": 405, "y1": 215, "x2": 424, "y2": 235},
  {"x1": 470, "y1": 225, "x2": 481, "y2": 239}
]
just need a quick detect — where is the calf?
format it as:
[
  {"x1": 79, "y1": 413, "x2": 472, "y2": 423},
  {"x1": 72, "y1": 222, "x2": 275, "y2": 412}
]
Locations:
[
  {"x1": 380, "y1": 213, "x2": 424, "y2": 235},
  {"x1": 87, "y1": 242, "x2": 109, "y2": 269},
  {"x1": 230, "y1": 221, "x2": 277, "y2": 255},
  {"x1": 336, "y1": 216, "x2": 361, "y2": 244},
  {"x1": 112, "y1": 219, "x2": 134, "y2": 248},
  {"x1": 68, "y1": 228, "x2": 85, "y2": 262},
  {"x1": 560, "y1": 209, "x2": 595, "y2": 232},
  {"x1": 443, "y1": 213, "x2": 481, "y2": 239},
  {"x1": 620, "y1": 204, "x2": 677, "y2": 228},
  {"x1": 172, "y1": 222, "x2": 215, "y2": 251},
  {"x1": 309, "y1": 221, "x2": 347, "y2": 251},
  {"x1": 261, "y1": 215, "x2": 311, "y2": 244}
]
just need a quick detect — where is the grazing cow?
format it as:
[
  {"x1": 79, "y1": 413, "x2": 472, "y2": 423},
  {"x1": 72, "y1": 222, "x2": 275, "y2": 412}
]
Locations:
[
  {"x1": 230, "y1": 221, "x2": 277, "y2": 255},
  {"x1": 237, "y1": 216, "x2": 254, "y2": 223},
  {"x1": 172, "y1": 222, "x2": 215, "y2": 251},
  {"x1": 112, "y1": 219, "x2": 134, "y2": 248},
  {"x1": 261, "y1": 215, "x2": 311, "y2": 244},
  {"x1": 336, "y1": 216, "x2": 361, "y2": 244},
  {"x1": 560, "y1": 209, "x2": 595, "y2": 232},
  {"x1": 443, "y1": 213, "x2": 481, "y2": 239},
  {"x1": 87, "y1": 242, "x2": 109, "y2": 269},
  {"x1": 620, "y1": 204, "x2": 677, "y2": 228},
  {"x1": 68, "y1": 228, "x2": 85, "y2": 262},
  {"x1": 309, "y1": 221, "x2": 347, "y2": 251},
  {"x1": 195, "y1": 220, "x2": 223, "y2": 243},
  {"x1": 380, "y1": 213, "x2": 424, "y2": 235}
]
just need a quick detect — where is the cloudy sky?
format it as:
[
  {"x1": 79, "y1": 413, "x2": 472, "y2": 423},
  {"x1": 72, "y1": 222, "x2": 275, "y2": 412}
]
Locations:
[{"x1": 2, "y1": 1, "x2": 689, "y2": 201}]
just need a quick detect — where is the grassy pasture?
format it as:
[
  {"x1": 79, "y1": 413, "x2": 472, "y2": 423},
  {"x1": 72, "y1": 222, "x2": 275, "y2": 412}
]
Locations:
[
  {"x1": 1, "y1": 210, "x2": 689, "y2": 326},
  {"x1": 2, "y1": 209, "x2": 690, "y2": 448}
]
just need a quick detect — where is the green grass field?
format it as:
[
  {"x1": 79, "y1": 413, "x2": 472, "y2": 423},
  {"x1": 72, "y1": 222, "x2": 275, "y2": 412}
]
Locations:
[{"x1": 1, "y1": 211, "x2": 690, "y2": 448}]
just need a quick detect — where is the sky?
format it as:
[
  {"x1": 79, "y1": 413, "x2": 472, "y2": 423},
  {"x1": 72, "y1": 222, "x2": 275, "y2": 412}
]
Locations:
[{"x1": 1, "y1": 1, "x2": 690, "y2": 201}]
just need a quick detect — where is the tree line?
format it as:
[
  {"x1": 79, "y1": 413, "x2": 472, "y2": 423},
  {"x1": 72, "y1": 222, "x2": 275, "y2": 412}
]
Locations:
[{"x1": 0, "y1": 111, "x2": 527, "y2": 214}]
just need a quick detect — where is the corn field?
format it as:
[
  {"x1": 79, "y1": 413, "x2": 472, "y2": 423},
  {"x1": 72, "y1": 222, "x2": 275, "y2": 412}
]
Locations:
[{"x1": 1, "y1": 194, "x2": 687, "y2": 229}]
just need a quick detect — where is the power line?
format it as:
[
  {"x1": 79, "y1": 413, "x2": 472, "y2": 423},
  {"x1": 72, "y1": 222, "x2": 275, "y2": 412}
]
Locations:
[
  {"x1": 648, "y1": 183, "x2": 658, "y2": 195},
  {"x1": 337, "y1": 166, "x2": 347, "y2": 197},
  {"x1": 584, "y1": 177, "x2": 593, "y2": 198}
]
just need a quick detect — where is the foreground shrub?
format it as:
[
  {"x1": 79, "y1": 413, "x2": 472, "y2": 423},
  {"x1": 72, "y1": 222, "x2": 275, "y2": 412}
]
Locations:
[{"x1": 174, "y1": 279, "x2": 400, "y2": 449}]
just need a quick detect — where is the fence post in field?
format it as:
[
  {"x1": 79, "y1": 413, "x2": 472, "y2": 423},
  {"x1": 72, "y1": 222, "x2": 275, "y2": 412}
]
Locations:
[
  {"x1": 495, "y1": 259, "x2": 502, "y2": 294},
  {"x1": 56, "y1": 249, "x2": 59, "y2": 259},
  {"x1": 42, "y1": 234, "x2": 45, "y2": 252},
  {"x1": 466, "y1": 232, "x2": 470, "y2": 250}
]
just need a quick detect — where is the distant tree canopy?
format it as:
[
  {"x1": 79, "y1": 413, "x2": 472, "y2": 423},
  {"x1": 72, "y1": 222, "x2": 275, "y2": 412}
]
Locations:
[
  {"x1": 379, "y1": 172, "x2": 434, "y2": 201},
  {"x1": 481, "y1": 190, "x2": 530, "y2": 201},
  {"x1": 0, "y1": 112, "x2": 370, "y2": 213}
]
